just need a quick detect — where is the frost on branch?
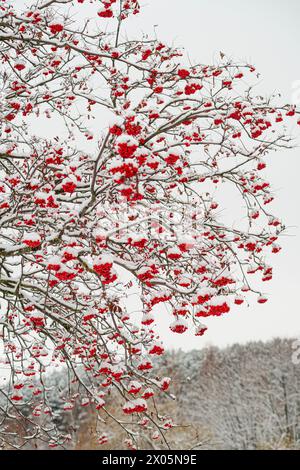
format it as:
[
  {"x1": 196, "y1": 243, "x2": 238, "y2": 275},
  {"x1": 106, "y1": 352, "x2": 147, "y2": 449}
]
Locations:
[{"x1": 0, "y1": 0, "x2": 297, "y2": 449}]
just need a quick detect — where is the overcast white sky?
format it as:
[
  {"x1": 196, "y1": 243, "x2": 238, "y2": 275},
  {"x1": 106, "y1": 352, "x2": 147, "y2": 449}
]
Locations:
[{"x1": 123, "y1": 0, "x2": 300, "y2": 350}]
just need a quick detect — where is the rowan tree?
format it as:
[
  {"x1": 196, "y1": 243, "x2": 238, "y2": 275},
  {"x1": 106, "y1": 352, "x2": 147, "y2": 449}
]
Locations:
[{"x1": 0, "y1": 0, "x2": 298, "y2": 449}]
